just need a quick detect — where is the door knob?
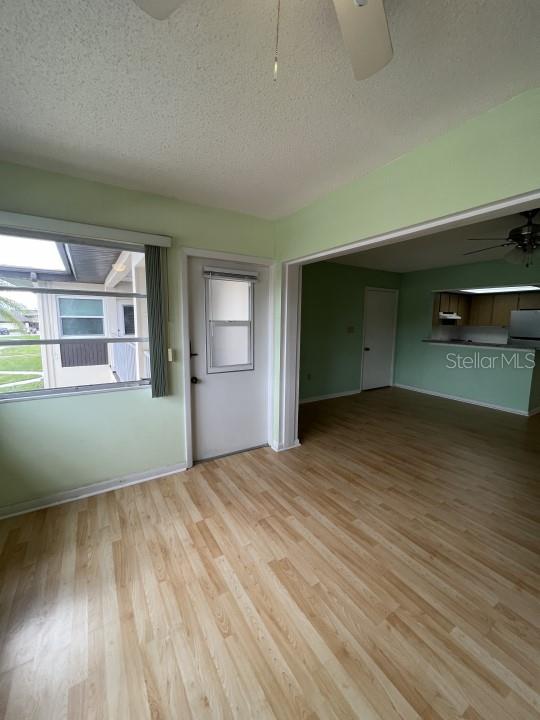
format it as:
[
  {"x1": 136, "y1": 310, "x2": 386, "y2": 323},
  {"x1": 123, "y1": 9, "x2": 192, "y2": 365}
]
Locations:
[{"x1": 191, "y1": 376, "x2": 200, "y2": 384}]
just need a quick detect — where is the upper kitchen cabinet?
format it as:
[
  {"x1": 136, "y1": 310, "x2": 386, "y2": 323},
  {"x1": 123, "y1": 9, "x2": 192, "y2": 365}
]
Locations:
[
  {"x1": 432, "y1": 288, "x2": 540, "y2": 327},
  {"x1": 491, "y1": 293, "x2": 519, "y2": 326},
  {"x1": 432, "y1": 292, "x2": 470, "y2": 326},
  {"x1": 518, "y1": 291, "x2": 540, "y2": 310},
  {"x1": 469, "y1": 294, "x2": 494, "y2": 326}
]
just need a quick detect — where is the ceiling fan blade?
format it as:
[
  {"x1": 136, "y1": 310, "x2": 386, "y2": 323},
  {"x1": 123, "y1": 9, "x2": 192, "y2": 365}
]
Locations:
[
  {"x1": 332, "y1": 0, "x2": 393, "y2": 81},
  {"x1": 466, "y1": 237, "x2": 508, "y2": 242},
  {"x1": 463, "y1": 243, "x2": 513, "y2": 256},
  {"x1": 131, "y1": 0, "x2": 184, "y2": 20}
]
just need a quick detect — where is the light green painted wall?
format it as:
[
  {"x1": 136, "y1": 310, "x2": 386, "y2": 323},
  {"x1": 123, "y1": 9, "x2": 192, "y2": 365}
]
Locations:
[
  {"x1": 299, "y1": 259, "x2": 540, "y2": 413},
  {"x1": 276, "y1": 88, "x2": 540, "y2": 260},
  {"x1": 2, "y1": 86, "x2": 540, "y2": 508},
  {"x1": 0, "y1": 162, "x2": 275, "y2": 509},
  {"x1": 299, "y1": 262, "x2": 399, "y2": 400},
  {"x1": 394, "y1": 260, "x2": 540, "y2": 413}
]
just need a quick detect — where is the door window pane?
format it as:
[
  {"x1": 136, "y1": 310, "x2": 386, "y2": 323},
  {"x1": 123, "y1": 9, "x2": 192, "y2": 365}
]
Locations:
[
  {"x1": 208, "y1": 279, "x2": 250, "y2": 321},
  {"x1": 205, "y1": 276, "x2": 253, "y2": 372},
  {"x1": 210, "y1": 324, "x2": 250, "y2": 367},
  {"x1": 123, "y1": 305, "x2": 135, "y2": 335}
]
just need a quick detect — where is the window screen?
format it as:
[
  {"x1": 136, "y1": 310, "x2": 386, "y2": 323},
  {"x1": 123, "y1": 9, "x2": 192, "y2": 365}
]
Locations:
[
  {"x1": 205, "y1": 277, "x2": 254, "y2": 373},
  {"x1": 0, "y1": 236, "x2": 152, "y2": 399}
]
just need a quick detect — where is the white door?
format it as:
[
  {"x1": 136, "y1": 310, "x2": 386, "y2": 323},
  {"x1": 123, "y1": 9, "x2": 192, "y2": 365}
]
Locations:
[
  {"x1": 188, "y1": 257, "x2": 269, "y2": 461},
  {"x1": 362, "y1": 288, "x2": 398, "y2": 390}
]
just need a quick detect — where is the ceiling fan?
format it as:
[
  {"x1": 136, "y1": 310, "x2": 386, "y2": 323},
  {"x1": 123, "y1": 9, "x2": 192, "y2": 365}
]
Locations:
[
  {"x1": 130, "y1": 0, "x2": 393, "y2": 81},
  {"x1": 464, "y1": 210, "x2": 540, "y2": 268}
]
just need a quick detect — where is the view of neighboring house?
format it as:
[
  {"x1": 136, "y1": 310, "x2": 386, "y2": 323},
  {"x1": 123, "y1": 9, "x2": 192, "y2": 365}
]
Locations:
[{"x1": 0, "y1": 238, "x2": 150, "y2": 395}]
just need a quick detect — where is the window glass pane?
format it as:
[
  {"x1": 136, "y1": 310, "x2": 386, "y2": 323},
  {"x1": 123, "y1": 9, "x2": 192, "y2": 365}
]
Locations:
[
  {"x1": 58, "y1": 298, "x2": 103, "y2": 317},
  {"x1": 61, "y1": 318, "x2": 104, "y2": 336},
  {"x1": 0, "y1": 341, "x2": 150, "y2": 396},
  {"x1": 0, "y1": 342, "x2": 44, "y2": 394},
  {"x1": 210, "y1": 324, "x2": 250, "y2": 367},
  {"x1": 208, "y1": 279, "x2": 250, "y2": 321},
  {"x1": 0, "y1": 237, "x2": 150, "y2": 397},
  {"x1": 123, "y1": 305, "x2": 135, "y2": 335}
]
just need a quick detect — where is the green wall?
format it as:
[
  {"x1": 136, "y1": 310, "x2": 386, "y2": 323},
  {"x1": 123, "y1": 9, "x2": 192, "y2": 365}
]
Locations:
[
  {"x1": 300, "y1": 262, "x2": 399, "y2": 400},
  {"x1": 0, "y1": 162, "x2": 275, "y2": 509},
  {"x1": 1, "y1": 86, "x2": 540, "y2": 510},
  {"x1": 299, "y1": 259, "x2": 540, "y2": 414},
  {"x1": 394, "y1": 260, "x2": 540, "y2": 413},
  {"x1": 276, "y1": 88, "x2": 540, "y2": 260}
]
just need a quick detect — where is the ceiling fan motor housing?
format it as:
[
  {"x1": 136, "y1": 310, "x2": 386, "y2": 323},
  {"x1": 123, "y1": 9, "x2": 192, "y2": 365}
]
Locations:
[{"x1": 509, "y1": 219, "x2": 539, "y2": 249}]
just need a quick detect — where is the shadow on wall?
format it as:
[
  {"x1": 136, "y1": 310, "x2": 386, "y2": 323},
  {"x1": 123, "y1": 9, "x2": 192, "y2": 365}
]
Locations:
[{"x1": 299, "y1": 262, "x2": 400, "y2": 401}]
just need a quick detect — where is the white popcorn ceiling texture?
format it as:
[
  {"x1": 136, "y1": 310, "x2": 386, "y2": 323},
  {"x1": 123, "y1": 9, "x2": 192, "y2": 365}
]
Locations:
[{"x1": 0, "y1": 0, "x2": 538, "y2": 219}]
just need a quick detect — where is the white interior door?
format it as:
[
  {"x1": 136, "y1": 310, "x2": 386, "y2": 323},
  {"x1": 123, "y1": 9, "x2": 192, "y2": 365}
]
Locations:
[
  {"x1": 188, "y1": 257, "x2": 269, "y2": 461},
  {"x1": 362, "y1": 288, "x2": 398, "y2": 390}
]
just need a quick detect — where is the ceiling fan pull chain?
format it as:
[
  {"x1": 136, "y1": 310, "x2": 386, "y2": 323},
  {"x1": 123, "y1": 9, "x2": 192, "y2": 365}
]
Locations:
[{"x1": 274, "y1": 0, "x2": 281, "y2": 81}]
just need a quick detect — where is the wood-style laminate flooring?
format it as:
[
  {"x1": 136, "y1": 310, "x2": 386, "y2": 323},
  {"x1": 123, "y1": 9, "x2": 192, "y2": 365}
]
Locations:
[{"x1": 1, "y1": 388, "x2": 539, "y2": 719}]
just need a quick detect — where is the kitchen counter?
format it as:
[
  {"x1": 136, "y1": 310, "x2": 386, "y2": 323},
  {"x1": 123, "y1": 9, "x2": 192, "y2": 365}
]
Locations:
[{"x1": 422, "y1": 339, "x2": 538, "y2": 351}]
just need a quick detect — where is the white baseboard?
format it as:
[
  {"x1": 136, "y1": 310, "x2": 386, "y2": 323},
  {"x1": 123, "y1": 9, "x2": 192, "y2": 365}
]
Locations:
[
  {"x1": 394, "y1": 384, "x2": 531, "y2": 416},
  {"x1": 270, "y1": 439, "x2": 301, "y2": 452},
  {"x1": 0, "y1": 462, "x2": 187, "y2": 519},
  {"x1": 299, "y1": 389, "x2": 361, "y2": 405}
]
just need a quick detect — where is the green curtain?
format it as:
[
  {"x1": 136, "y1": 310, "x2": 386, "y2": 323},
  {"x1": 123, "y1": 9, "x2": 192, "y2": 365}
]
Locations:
[{"x1": 144, "y1": 245, "x2": 169, "y2": 398}]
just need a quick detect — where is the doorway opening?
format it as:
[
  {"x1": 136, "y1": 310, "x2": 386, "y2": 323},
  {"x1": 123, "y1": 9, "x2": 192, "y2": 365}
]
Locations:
[{"x1": 282, "y1": 191, "x2": 540, "y2": 451}]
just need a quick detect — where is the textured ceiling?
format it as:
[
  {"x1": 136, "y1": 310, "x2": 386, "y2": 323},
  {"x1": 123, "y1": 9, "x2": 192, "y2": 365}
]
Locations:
[
  {"x1": 332, "y1": 212, "x2": 538, "y2": 272},
  {"x1": 0, "y1": 0, "x2": 539, "y2": 219}
]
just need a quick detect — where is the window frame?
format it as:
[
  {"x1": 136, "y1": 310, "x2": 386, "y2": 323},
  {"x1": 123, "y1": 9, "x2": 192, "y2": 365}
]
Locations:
[
  {"x1": 56, "y1": 295, "x2": 106, "y2": 339},
  {"x1": 0, "y1": 282, "x2": 150, "y2": 403},
  {"x1": 204, "y1": 276, "x2": 255, "y2": 374}
]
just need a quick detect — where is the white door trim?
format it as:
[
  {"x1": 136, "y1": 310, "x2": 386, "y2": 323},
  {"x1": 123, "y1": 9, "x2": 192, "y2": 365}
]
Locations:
[
  {"x1": 278, "y1": 188, "x2": 540, "y2": 451},
  {"x1": 360, "y1": 287, "x2": 399, "y2": 390},
  {"x1": 180, "y1": 248, "x2": 276, "y2": 468}
]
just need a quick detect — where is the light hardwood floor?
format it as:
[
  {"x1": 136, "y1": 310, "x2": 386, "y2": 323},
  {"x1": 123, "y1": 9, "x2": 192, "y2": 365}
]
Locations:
[{"x1": 1, "y1": 387, "x2": 539, "y2": 719}]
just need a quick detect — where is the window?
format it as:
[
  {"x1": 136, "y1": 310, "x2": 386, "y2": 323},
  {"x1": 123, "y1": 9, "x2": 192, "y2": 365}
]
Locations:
[
  {"x1": 122, "y1": 305, "x2": 135, "y2": 335},
  {"x1": 205, "y1": 274, "x2": 254, "y2": 373},
  {"x1": 0, "y1": 233, "x2": 155, "y2": 399},
  {"x1": 58, "y1": 297, "x2": 105, "y2": 337}
]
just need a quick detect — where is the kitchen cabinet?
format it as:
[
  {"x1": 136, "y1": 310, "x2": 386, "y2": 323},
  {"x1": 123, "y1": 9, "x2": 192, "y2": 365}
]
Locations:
[
  {"x1": 492, "y1": 293, "x2": 519, "y2": 327},
  {"x1": 432, "y1": 290, "x2": 540, "y2": 328},
  {"x1": 518, "y1": 291, "x2": 540, "y2": 310},
  {"x1": 469, "y1": 295, "x2": 494, "y2": 326},
  {"x1": 456, "y1": 294, "x2": 470, "y2": 326},
  {"x1": 432, "y1": 292, "x2": 470, "y2": 326}
]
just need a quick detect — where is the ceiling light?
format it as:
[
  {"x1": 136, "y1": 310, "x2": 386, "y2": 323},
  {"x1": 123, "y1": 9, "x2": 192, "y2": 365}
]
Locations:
[
  {"x1": 463, "y1": 286, "x2": 540, "y2": 294},
  {"x1": 112, "y1": 262, "x2": 127, "y2": 273}
]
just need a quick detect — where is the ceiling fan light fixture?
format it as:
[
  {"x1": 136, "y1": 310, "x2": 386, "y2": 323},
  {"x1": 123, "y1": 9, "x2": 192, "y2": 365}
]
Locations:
[
  {"x1": 131, "y1": 0, "x2": 184, "y2": 21},
  {"x1": 504, "y1": 245, "x2": 535, "y2": 268},
  {"x1": 505, "y1": 246, "x2": 524, "y2": 265}
]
